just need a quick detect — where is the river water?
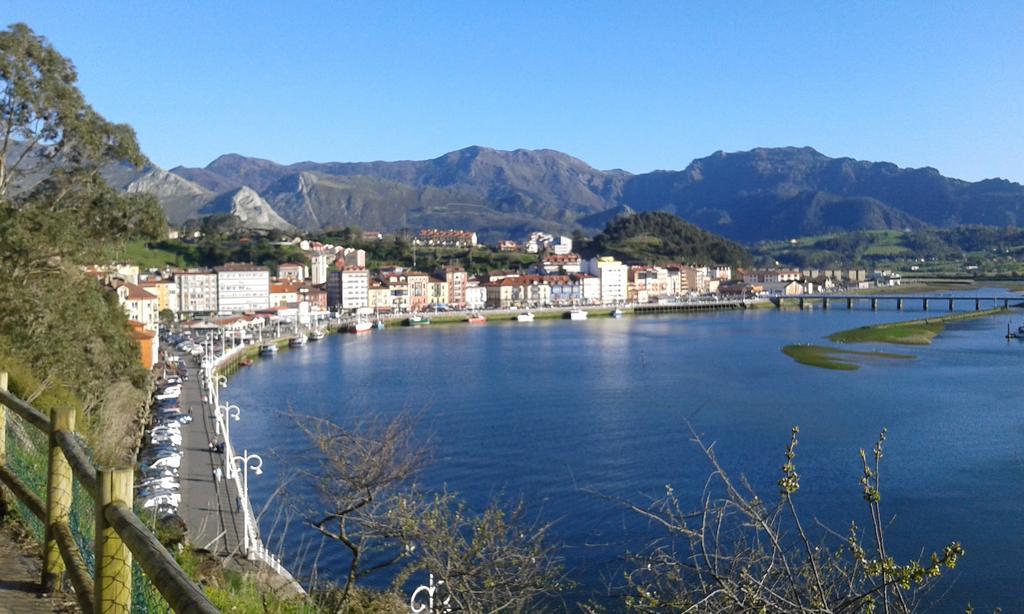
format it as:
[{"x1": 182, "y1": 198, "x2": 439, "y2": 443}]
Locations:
[{"x1": 226, "y1": 293, "x2": 1024, "y2": 611}]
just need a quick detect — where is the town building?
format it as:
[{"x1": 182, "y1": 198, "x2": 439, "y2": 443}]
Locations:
[
  {"x1": 341, "y1": 268, "x2": 369, "y2": 310},
  {"x1": 309, "y1": 253, "x2": 330, "y2": 285},
  {"x1": 535, "y1": 253, "x2": 582, "y2": 274},
  {"x1": 215, "y1": 264, "x2": 270, "y2": 313},
  {"x1": 629, "y1": 266, "x2": 669, "y2": 303},
  {"x1": 428, "y1": 276, "x2": 449, "y2": 307},
  {"x1": 442, "y1": 267, "x2": 468, "y2": 308},
  {"x1": 414, "y1": 229, "x2": 478, "y2": 247},
  {"x1": 379, "y1": 272, "x2": 411, "y2": 312},
  {"x1": 177, "y1": 271, "x2": 218, "y2": 315},
  {"x1": 584, "y1": 256, "x2": 628, "y2": 304},
  {"x1": 278, "y1": 262, "x2": 306, "y2": 281},
  {"x1": 270, "y1": 280, "x2": 302, "y2": 307},
  {"x1": 139, "y1": 278, "x2": 179, "y2": 314},
  {"x1": 128, "y1": 320, "x2": 158, "y2": 369},
  {"x1": 465, "y1": 280, "x2": 487, "y2": 310},
  {"x1": 498, "y1": 240, "x2": 519, "y2": 252},
  {"x1": 367, "y1": 279, "x2": 392, "y2": 311},
  {"x1": 113, "y1": 282, "x2": 160, "y2": 331},
  {"x1": 406, "y1": 271, "x2": 430, "y2": 312}
]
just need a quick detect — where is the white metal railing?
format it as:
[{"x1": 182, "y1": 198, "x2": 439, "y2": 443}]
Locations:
[{"x1": 200, "y1": 338, "x2": 305, "y2": 594}]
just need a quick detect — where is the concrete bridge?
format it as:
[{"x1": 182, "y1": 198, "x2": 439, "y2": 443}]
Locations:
[{"x1": 772, "y1": 294, "x2": 1023, "y2": 311}]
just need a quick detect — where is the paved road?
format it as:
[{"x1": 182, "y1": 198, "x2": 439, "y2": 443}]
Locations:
[{"x1": 175, "y1": 357, "x2": 245, "y2": 557}]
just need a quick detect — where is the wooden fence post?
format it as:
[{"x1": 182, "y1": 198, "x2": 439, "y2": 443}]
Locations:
[
  {"x1": 0, "y1": 371, "x2": 7, "y2": 517},
  {"x1": 95, "y1": 468, "x2": 133, "y2": 614},
  {"x1": 0, "y1": 371, "x2": 7, "y2": 464},
  {"x1": 42, "y1": 405, "x2": 74, "y2": 593}
]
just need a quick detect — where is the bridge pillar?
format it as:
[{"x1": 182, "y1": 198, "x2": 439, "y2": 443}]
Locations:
[
  {"x1": 948, "y1": 298, "x2": 954, "y2": 311},
  {"x1": 923, "y1": 298, "x2": 929, "y2": 311},
  {"x1": 976, "y1": 298, "x2": 980, "y2": 311},
  {"x1": 822, "y1": 297, "x2": 829, "y2": 310},
  {"x1": 871, "y1": 298, "x2": 877, "y2": 311},
  {"x1": 1004, "y1": 298, "x2": 1010, "y2": 309},
  {"x1": 847, "y1": 297, "x2": 853, "y2": 309},
  {"x1": 799, "y1": 297, "x2": 804, "y2": 309},
  {"x1": 896, "y1": 298, "x2": 902, "y2": 310}
]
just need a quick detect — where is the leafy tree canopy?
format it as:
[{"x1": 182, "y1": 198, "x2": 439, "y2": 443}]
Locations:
[{"x1": 586, "y1": 211, "x2": 751, "y2": 266}]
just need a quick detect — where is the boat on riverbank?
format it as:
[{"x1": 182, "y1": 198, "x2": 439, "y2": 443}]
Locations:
[
  {"x1": 517, "y1": 312, "x2": 535, "y2": 322},
  {"x1": 309, "y1": 329, "x2": 327, "y2": 341},
  {"x1": 467, "y1": 313, "x2": 486, "y2": 324},
  {"x1": 611, "y1": 308, "x2": 624, "y2": 318},
  {"x1": 349, "y1": 320, "x2": 373, "y2": 334},
  {"x1": 406, "y1": 315, "x2": 431, "y2": 326},
  {"x1": 259, "y1": 344, "x2": 278, "y2": 356},
  {"x1": 568, "y1": 309, "x2": 588, "y2": 320},
  {"x1": 289, "y1": 334, "x2": 307, "y2": 347}
]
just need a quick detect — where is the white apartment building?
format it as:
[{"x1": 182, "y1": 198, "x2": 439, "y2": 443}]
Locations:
[
  {"x1": 550, "y1": 235, "x2": 573, "y2": 255},
  {"x1": 309, "y1": 253, "x2": 330, "y2": 285},
  {"x1": 465, "y1": 283, "x2": 487, "y2": 310},
  {"x1": 584, "y1": 256, "x2": 628, "y2": 304},
  {"x1": 177, "y1": 271, "x2": 218, "y2": 314},
  {"x1": 340, "y1": 268, "x2": 369, "y2": 309},
  {"x1": 215, "y1": 264, "x2": 270, "y2": 313}
]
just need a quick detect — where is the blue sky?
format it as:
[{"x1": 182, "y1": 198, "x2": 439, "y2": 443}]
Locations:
[{"x1": 6, "y1": 2, "x2": 1023, "y2": 181}]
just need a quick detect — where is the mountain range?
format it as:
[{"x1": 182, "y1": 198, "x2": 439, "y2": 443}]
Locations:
[{"x1": 100, "y1": 145, "x2": 1024, "y2": 243}]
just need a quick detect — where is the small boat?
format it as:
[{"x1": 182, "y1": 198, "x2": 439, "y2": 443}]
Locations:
[
  {"x1": 517, "y1": 312, "x2": 535, "y2": 322},
  {"x1": 289, "y1": 334, "x2": 308, "y2": 347},
  {"x1": 406, "y1": 315, "x2": 431, "y2": 326},
  {"x1": 467, "y1": 313, "x2": 487, "y2": 324},
  {"x1": 1007, "y1": 322, "x2": 1024, "y2": 340},
  {"x1": 239, "y1": 358, "x2": 253, "y2": 367},
  {"x1": 349, "y1": 320, "x2": 373, "y2": 334},
  {"x1": 375, "y1": 320, "x2": 386, "y2": 330},
  {"x1": 258, "y1": 344, "x2": 278, "y2": 356},
  {"x1": 611, "y1": 308, "x2": 624, "y2": 318},
  {"x1": 568, "y1": 309, "x2": 588, "y2": 321},
  {"x1": 308, "y1": 329, "x2": 327, "y2": 341}
]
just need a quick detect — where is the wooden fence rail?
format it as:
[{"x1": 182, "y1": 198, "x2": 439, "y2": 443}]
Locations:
[{"x1": 0, "y1": 375, "x2": 219, "y2": 613}]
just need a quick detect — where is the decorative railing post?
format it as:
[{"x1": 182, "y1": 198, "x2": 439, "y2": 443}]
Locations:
[
  {"x1": 95, "y1": 468, "x2": 133, "y2": 613},
  {"x1": 42, "y1": 405, "x2": 74, "y2": 592}
]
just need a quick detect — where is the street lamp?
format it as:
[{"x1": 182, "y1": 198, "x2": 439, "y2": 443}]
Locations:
[
  {"x1": 219, "y1": 403, "x2": 241, "y2": 476},
  {"x1": 231, "y1": 449, "x2": 263, "y2": 556}
]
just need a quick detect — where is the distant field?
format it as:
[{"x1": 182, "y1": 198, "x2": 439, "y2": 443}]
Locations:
[{"x1": 117, "y1": 240, "x2": 183, "y2": 269}]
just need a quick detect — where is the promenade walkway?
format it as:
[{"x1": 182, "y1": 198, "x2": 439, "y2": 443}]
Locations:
[{"x1": 177, "y1": 355, "x2": 246, "y2": 557}]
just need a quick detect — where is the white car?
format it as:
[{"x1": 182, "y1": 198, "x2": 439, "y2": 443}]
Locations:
[
  {"x1": 148, "y1": 456, "x2": 181, "y2": 469},
  {"x1": 142, "y1": 495, "x2": 180, "y2": 509},
  {"x1": 154, "y1": 391, "x2": 181, "y2": 401}
]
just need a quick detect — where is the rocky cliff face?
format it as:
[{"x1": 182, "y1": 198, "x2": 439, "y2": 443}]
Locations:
[{"x1": 199, "y1": 186, "x2": 293, "y2": 231}]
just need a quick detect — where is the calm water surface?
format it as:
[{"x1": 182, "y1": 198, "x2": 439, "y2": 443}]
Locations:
[{"x1": 226, "y1": 295, "x2": 1024, "y2": 611}]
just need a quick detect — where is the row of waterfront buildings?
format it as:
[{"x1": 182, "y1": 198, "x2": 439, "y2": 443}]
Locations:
[{"x1": 90, "y1": 253, "x2": 737, "y2": 330}]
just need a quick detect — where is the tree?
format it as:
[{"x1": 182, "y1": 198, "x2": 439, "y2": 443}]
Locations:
[
  {"x1": 616, "y1": 428, "x2": 963, "y2": 613},
  {"x1": 391, "y1": 492, "x2": 568, "y2": 613},
  {"x1": 0, "y1": 22, "x2": 164, "y2": 434},
  {"x1": 293, "y1": 412, "x2": 426, "y2": 603},
  {"x1": 0, "y1": 23, "x2": 144, "y2": 197}
]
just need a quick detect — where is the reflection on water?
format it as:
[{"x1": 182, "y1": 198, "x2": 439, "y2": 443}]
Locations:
[{"x1": 227, "y1": 296, "x2": 1024, "y2": 611}]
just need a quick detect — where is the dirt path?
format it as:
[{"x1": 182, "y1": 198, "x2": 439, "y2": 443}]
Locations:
[{"x1": 0, "y1": 523, "x2": 75, "y2": 613}]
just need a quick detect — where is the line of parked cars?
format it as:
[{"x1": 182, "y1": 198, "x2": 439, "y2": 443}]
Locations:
[{"x1": 138, "y1": 374, "x2": 193, "y2": 516}]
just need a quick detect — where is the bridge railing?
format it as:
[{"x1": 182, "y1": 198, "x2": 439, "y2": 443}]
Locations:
[{"x1": 0, "y1": 371, "x2": 218, "y2": 614}]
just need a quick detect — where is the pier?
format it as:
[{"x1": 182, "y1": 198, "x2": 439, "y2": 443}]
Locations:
[{"x1": 773, "y1": 294, "x2": 1022, "y2": 311}]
